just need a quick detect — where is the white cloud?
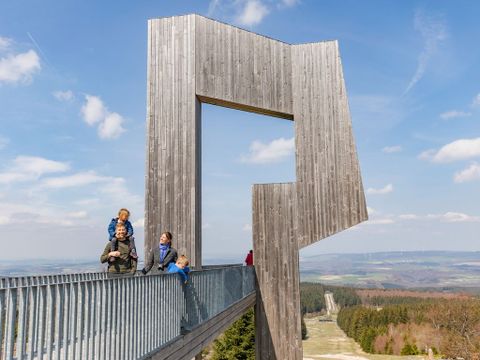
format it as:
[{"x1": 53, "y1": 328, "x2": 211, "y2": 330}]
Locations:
[
  {"x1": 0, "y1": 156, "x2": 69, "y2": 184},
  {"x1": 0, "y1": 135, "x2": 9, "y2": 150},
  {"x1": 202, "y1": 222, "x2": 211, "y2": 230},
  {"x1": 133, "y1": 218, "x2": 145, "y2": 228},
  {"x1": 454, "y1": 162, "x2": 480, "y2": 183},
  {"x1": 280, "y1": 0, "x2": 299, "y2": 7},
  {"x1": 417, "y1": 149, "x2": 436, "y2": 161},
  {"x1": 0, "y1": 215, "x2": 10, "y2": 225},
  {"x1": 81, "y1": 95, "x2": 126, "y2": 140},
  {"x1": 404, "y1": 10, "x2": 447, "y2": 94},
  {"x1": 439, "y1": 110, "x2": 471, "y2": 120},
  {"x1": 366, "y1": 184, "x2": 393, "y2": 195},
  {"x1": 398, "y1": 214, "x2": 419, "y2": 220},
  {"x1": 53, "y1": 90, "x2": 74, "y2": 101},
  {"x1": 0, "y1": 36, "x2": 12, "y2": 51},
  {"x1": 0, "y1": 202, "x2": 76, "y2": 227},
  {"x1": 40, "y1": 171, "x2": 112, "y2": 189},
  {"x1": 66, "y1": 211, "x2": 88, "y2": 219},
  {"x1": 0, "y1": 49, "x2": 41, "y2": 84},
  {"x1": 98, "y1": 177, "x2": 142, "y2": 205},
  {"x1": 242, "y1": 223, "x2": 252, "y2": 232},
  {"x1": 207, "y1": 0, "x2": 222, "y2": 16},
  {"x1": 13, "y1": 156, "x2": 69, "y2": 175},
  {"x1": 74, "y1": 198, "x2": 100, "y2": 206},
  {"x1": 472, "y1": 93, "x2": 480, "y2": 108},
  {"x1": 209, "y1": 0, "x2": 295, "y2": 25},
  {"x1": 422, "y1": 138, "x2": 480, "y2": 163},
  {"x1": 366, "y1": 206, "x2": 376, "y2": 215},
  {"x1": 365, "y1": 218, "x2": 395, "y2": 225},
  {"x1": 81, "y1": 95, "x2": 106, "y2": 126},
  {"x1": 236, "y1": 0, "x2": 269, "y2": 26},
  {"x1": 427, "y1": 212, "x2": 480, "y2": 223},
  {"x1": 241, "y1": 137, "x2": 294, "y2": 164},
  {"x1": 98, "y1": 112, "x2": 125, "y2": 139},
  {"x1": 382, "y1": 145, "x2": 402, "y2": 153}
]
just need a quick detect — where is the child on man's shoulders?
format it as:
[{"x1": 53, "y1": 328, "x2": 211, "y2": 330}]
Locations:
[{"x1": 108, "y1": 208, "x2": 137, "y2": 262}]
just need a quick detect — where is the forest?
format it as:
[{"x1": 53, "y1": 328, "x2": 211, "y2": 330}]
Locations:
[
  {"x1": 210, "y1": 283, "x2": 360, "y2": 359},
  {"x1": 337, "y1": 297, "x2": 480, "y2": 358},
  {"x1": 208, "y1": 283, "x2": 480, "y2": 359}
]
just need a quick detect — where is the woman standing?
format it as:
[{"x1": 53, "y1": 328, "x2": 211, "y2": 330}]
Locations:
[{"x1": 141, "y1": 231, "x2": 177, "y2": 275}]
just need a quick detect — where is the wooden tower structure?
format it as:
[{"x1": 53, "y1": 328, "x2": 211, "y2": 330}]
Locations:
[{"x1": 145, "y1": 14, "x2": 368, "y2": 359}]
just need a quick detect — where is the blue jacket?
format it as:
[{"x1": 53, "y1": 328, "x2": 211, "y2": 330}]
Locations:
[
  {"x1": 108, "y1": 218, "x2": 134, "y2": 240},
  {"x1": 167, "y1": 263, "x2": 190, "y2": 283}
]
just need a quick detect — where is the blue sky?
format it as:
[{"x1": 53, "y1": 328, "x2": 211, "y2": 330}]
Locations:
[{"x1": 0, "y1": 1, "x2": 479, "y2": 262}]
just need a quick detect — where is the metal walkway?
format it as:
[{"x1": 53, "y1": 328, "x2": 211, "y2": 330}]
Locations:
[{"x1": 0, "y1": 265, "x2": 256, "y2": 360}]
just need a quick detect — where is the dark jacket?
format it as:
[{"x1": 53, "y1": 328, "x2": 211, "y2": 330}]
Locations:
[
  {"x1": 100, "y1": 238, "x2": 137, "y2": 274},
  {"x1": 142, "y1": 245, "x2": 177, "y2": 274}
]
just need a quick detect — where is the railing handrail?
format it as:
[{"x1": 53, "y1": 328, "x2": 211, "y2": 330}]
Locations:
[{"x1": 0, "y1": 264, "x2": 248, "y2": 289}]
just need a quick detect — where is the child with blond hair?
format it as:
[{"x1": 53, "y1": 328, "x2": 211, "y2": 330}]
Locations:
[
  {"x1": 108, "y1": 208, "x2": 137, "y2": 262},
  {"x1": 167, "y1": 255, "x2": 190, "y2": 283}
]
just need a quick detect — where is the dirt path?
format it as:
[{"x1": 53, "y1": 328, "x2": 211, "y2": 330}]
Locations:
[{"x1": 302, "y1": 317, "x2": 420, "y2": 360}]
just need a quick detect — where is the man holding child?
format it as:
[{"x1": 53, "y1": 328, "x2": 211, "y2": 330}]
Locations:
[{"x1": 100, "y1": 223, "x2": 137, "y2": 274}]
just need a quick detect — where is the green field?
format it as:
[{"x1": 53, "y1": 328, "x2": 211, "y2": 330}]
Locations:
[{"x1": 302, "y1": 317, "x2": 421, "y2": 360}]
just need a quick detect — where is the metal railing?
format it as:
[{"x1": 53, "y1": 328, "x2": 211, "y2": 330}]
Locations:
[
  {"x1": 0, "y1": 273, "x2": 109, "y2": 289},
  {"x1": 0, "y1": 266, "x2": 256, "y2": 360}
]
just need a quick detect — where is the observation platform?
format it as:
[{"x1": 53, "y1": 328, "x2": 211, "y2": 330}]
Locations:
[{"x1": 0, "y1": 265, "x2": 255, "y2": 360}]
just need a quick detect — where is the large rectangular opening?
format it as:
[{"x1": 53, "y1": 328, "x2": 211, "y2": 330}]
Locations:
[{"x1": 201, "y1": 103, "x2": 295, "y2": 264}]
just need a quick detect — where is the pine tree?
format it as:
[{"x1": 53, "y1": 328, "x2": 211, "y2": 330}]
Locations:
[
  {"x1": 211, "y1": 308, "x2": 255, "y2": 360},
  {"x1": 301, "y1": 314, "x2": 307, "y2": 340}
]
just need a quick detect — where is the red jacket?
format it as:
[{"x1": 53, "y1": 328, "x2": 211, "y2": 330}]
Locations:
[{"x1": 245, "y1": 252, "x2": 253, "y2": 266}]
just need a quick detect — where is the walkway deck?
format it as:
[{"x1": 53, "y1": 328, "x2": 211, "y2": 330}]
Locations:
[{"x1": 0, "y1": 265, "x2": 255, "y2": 360}]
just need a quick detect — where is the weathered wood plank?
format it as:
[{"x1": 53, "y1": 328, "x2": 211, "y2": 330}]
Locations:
[
  {"x1": 253, "y1": 183, "x2": 302, "y2": 360},
  {"x1": 195, "y1": 16, "x2": 293, "y2": 116},
  {"x1": 146, "y1": 15, "x2": 201, "y2": 267},
  {"x1": 292, "y1": 41, "x2": 368, "y2": 248}
]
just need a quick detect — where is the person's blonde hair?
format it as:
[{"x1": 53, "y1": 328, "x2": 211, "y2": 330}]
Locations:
[
  {"x1": 177, "y1": 255, "x2": 189, "y2": 266},
  {"x1": 118, "y1": 208, "x2": 130, "y2": 217}
]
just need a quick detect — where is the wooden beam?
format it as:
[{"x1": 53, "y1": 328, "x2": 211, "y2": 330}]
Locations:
[
  {"x1": 253, "y1": 183, "x2": 302, "y2": 360},
  {"x1": 292, "y1": 41, "x2": 368, "y2": 248},
  {"x1": 146, "y1": 15, "x2": 202, "y2": 267}
]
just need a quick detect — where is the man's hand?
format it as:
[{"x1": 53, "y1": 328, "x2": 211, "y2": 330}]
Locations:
[{"x1": 108, "y1": 251, "x2": 121, "y2": 257}]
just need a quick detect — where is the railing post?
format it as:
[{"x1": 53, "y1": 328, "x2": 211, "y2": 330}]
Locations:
[
  {"x1": 4, "y1": 288, "x2": 17, "y2": 360},
  {"x1": 16, "y1": 287, "x2": 28, "y2": 359}
]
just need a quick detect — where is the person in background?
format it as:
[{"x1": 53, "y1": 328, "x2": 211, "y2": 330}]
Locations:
[
  {"x1": 245, "y1": 249, "x2": 253, "y2": 266},
  {"x1": 167, "y1": 255, "x2": 190, "y2": 284},
  {"x1": 100, "y1": 223, "x2": 137, "y2": 274},
  {"x1": 141, "y1": 231, "x2": 177, "y2": 275},
  {"x1": 108, "y1": 208, "x2": 137, "y2": 261}
]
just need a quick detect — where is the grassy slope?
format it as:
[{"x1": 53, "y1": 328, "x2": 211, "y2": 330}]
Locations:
[{"x1": 302, "y1": 317, "x2": 420, "y2": 360}]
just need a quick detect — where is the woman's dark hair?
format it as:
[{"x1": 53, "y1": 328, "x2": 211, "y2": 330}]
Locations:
[{"x1": 161, "y1": 231, "x2": 173, "y2": 242}]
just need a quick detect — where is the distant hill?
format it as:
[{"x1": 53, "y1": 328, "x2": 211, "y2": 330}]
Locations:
[
  {"x1": 300, "y1": 251, "x2": 480, "y2": 292},
  {"x1": 0, "y1": 259, "x2": 105, "y2": 277}
]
